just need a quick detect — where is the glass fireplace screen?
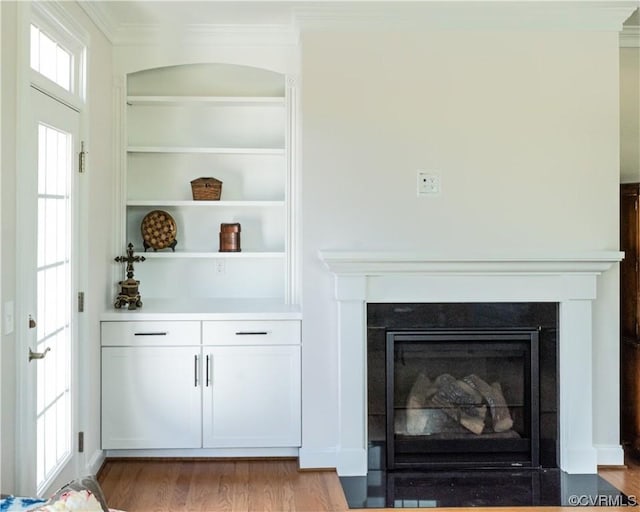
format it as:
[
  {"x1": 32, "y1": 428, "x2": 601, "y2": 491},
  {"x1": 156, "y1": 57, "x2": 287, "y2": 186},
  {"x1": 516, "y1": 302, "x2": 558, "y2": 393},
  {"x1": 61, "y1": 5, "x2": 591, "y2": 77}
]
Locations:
[{"x1": 386, "y1": 329, "x2": 539, "y2": 469}]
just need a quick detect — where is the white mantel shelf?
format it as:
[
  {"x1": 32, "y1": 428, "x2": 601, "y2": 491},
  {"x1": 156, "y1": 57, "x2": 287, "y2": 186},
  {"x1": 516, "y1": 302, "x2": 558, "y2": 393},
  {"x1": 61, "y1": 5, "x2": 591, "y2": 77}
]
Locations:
[{"x1": 319, "y1": 251, "x2": 624, "y2": 275}]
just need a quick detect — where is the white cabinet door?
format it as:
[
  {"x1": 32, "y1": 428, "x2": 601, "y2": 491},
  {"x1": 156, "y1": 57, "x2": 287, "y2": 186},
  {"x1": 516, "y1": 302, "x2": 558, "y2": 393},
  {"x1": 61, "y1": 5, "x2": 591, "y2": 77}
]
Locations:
[
  {"x1": 202, "y1": 345, "x2": 301, "y2": 448},
  {"x1": 102, "y1": 346, "x2": 202, "y2": 449}
]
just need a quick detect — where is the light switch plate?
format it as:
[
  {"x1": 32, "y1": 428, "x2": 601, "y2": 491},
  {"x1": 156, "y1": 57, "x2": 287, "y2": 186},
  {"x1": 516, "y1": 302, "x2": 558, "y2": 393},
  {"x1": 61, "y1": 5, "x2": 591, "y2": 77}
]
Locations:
[{"x1": 417, "y1": 171, "x2": 441, "y2": 196}]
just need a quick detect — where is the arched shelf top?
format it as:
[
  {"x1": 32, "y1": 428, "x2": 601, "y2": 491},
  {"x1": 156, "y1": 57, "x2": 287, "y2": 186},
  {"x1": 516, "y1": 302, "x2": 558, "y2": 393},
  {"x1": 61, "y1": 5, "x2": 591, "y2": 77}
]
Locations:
[{"x1": 127, "y1": 63, "x2": 286, "y2": 98}]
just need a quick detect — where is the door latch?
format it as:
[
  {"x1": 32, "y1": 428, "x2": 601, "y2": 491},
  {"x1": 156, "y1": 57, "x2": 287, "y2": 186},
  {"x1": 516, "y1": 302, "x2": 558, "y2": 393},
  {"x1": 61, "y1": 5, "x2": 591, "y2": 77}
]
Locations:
[{"x1": 29, "y1": 347, "x2": 50, "y2": 362}]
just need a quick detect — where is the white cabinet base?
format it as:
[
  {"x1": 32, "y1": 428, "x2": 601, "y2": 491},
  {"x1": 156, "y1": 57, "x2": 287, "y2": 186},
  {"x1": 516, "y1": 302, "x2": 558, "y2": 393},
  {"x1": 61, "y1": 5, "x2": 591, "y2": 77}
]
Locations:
[
  {"x1": 104, "y1": 447, "x2": 299, "y2": 458},
  {"x1": 101, "y1": 318, "x2": 301, "y2": 453}
]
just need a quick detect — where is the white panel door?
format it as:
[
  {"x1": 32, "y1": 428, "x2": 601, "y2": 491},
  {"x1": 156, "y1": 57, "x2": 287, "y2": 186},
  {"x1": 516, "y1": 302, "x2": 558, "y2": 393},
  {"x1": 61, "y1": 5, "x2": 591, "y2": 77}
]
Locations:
[
  {"x1": 101, "y1": 346, "x2": 202, "y2": 449},
  {"x1": 202, "y1": 345, "x2": 301, "y2": 448}
]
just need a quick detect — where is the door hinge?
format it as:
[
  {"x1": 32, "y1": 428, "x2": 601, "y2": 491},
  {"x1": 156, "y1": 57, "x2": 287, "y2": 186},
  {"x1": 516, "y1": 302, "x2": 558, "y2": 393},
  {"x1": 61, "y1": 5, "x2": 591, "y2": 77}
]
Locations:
[
  {"x1": 78, "y1": 141, "x2": 86, "y2": 174},
  {"x1": 78, "y1": 291, "x2": 84, "y2": 313},
  {"x1": 78, "y1": 431, "x2": 84, "y2": 453}
]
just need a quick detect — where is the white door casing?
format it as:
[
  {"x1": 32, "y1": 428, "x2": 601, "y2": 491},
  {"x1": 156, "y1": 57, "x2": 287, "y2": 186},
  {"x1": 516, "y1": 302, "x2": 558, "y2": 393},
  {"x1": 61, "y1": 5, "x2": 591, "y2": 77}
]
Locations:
[{"x1": 14, "y1": 2, "x2": 88, "y2": 495}]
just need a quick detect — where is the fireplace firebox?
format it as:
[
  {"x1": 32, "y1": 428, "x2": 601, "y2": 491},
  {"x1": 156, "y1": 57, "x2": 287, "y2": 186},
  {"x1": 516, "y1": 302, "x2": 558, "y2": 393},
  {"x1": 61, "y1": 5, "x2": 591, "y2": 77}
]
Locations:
[{"x1": 386, "y1": 329, "x2": 540, "y2": 469}]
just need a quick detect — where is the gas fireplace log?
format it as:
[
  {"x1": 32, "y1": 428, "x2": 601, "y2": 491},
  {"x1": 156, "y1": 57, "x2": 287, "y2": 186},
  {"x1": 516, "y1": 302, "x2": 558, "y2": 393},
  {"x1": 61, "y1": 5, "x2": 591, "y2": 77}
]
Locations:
[
  {"x1": 463, "y1": 375, "x2": 514, "y2": 433},
  {"x1": 490, "y1": 382, "x2": 514, "y2": 432},
  {"x1": 431, "y1": 374, "x2": 487, "y2": 435},
  {"x1": 405, "y1": 372, "x2": 433, "y2": 435}
]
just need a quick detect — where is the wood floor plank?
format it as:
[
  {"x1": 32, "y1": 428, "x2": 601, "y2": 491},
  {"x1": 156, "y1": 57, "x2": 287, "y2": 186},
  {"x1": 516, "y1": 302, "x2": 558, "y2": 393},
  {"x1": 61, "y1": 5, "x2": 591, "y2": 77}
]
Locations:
[
  {"x1": 293, "y1": 470, "x2": 348, "y2": 511},
  {"x1": 168, "y1": 462, "x2": 194, "y2": 511}
]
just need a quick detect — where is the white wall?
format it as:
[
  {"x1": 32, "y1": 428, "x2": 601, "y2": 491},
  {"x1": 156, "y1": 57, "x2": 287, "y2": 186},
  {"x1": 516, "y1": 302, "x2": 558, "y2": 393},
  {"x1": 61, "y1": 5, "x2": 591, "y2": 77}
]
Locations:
[
  {"x1": 0, "y1": 1, "x2": 113, "y2": 493},
  {"x1": 63, "y1": 1, "x2": 115, "y2": 478},
  {"x1": 300, "y1": 30, "x2": 622, "y2": 465},
  {"x1": 620, "y1": 46, "x2": 640, "y2": 183}
]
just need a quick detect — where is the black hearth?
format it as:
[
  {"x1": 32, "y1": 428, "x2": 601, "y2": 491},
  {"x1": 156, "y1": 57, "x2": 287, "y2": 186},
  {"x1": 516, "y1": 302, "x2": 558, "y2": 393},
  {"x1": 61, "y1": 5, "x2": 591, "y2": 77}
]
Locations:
[{"x1": 386, "y1": 329, "x2": 539, "y2": 469}]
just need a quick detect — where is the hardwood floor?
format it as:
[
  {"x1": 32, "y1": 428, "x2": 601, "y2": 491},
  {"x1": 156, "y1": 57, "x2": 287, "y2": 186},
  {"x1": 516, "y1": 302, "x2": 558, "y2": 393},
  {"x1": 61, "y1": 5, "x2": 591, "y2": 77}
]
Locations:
[
  {"x1": 98, "y1": 456, "x2": 640, "y2": 512},
  {"x1": 99, "y1": 459, "x2": 349, "y2": 512}
]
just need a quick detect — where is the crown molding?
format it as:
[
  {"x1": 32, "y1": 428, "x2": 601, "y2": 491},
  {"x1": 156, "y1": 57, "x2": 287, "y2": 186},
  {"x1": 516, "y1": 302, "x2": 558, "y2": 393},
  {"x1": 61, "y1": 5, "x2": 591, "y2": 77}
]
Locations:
[
  {"x1": 77, "y1": 0, "x2": 118, "y2": 43},
  {"x1": 78, "y1": 1, "x2": 637, "y2": 45},
  {"x1": 294, "y1": 2, "x2": 638, "y2": 32},
  {"x1": 110, "y1": 22, "x2": 299, "y2": 46},
  {"x1": 621, "y1": 25, "x2": 640, "y2": 48}
]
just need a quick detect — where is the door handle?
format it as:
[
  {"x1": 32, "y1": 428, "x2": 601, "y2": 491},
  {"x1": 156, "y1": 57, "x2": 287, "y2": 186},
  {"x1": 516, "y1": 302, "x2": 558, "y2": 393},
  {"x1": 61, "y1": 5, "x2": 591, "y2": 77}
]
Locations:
[
  {"x1": 29, "y1": 347, "x2": 50, "y2": 362},
  {"x1": 206, "y1": 354, "x2": 211, "y2": 387},
  {"x1": 28, "y1": 315, "x2": 36, "y2": 329},
  {"x1": 194, "y1": 354, "x2": 199, "y2": 387}
]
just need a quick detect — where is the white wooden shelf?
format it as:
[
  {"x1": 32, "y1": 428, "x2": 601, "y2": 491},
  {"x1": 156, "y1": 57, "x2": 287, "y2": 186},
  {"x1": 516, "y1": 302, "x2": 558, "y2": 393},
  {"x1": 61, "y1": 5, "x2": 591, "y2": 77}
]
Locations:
[
  {"x1": 141, "y1": 251, "x2": 285, "y2": 259},
  {"x1": 127, "y1": 200, "x2": 285, "y2": 207},
  {"x1": 123, "y1": 63, "x2": 292, "y2": 304},
  {"x1": 127, "y1": 96, "x2": 285, "y2": 107},
  {"x1": 127, "y1": 146, "x2": 285, "y2": 155}
]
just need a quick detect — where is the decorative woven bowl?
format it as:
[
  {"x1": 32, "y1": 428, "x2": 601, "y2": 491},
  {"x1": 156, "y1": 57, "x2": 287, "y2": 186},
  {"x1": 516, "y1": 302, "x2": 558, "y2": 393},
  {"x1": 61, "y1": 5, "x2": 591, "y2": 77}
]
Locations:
[{"x1": 141, "y1": 210, "x2": 177, "y2": 251}]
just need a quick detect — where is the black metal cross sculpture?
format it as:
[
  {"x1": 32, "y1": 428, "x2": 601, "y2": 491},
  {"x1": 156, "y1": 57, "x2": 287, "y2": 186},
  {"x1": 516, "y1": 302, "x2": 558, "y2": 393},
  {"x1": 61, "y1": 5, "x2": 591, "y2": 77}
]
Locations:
[
  {"x1": 115, "y1": 243, "x2": 146, "y2": 278},
  {"x1": 114, "y1": 243, "x2": 146, "y2": 310}
]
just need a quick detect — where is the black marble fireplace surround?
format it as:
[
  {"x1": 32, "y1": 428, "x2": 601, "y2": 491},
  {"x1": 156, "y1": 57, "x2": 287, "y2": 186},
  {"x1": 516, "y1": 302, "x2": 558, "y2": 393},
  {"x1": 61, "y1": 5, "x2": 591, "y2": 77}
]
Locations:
[
  {"x1": 338, "y1": 303, "x2": 630, "y2": 508},
  {"x1": 368, "y1": 302, "x2": 559, "y2": 470}
]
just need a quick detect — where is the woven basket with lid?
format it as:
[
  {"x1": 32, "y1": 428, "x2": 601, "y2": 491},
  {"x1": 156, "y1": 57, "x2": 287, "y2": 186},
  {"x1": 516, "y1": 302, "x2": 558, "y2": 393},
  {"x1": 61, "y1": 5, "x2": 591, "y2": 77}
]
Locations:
[{"x1": 191, "y1": 177, "x2": 222, "y2": 200}]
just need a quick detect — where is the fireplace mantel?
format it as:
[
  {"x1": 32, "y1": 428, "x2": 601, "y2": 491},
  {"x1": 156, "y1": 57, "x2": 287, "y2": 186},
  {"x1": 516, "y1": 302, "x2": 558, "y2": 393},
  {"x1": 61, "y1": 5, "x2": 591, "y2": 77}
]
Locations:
[
  {"x1": 317, "y1": 250, "x2": 624, "y2": 476},
  {"x1": 320, "y1": 251, "x2": 624, "y2": 275}
]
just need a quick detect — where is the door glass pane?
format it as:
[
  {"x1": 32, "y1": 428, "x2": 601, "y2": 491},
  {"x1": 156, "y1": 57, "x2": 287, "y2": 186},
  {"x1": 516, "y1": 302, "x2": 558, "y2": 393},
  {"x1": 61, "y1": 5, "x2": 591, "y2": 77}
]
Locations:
[{"x1": 36, "y1": 123, "x2": 72, "y2": 489}]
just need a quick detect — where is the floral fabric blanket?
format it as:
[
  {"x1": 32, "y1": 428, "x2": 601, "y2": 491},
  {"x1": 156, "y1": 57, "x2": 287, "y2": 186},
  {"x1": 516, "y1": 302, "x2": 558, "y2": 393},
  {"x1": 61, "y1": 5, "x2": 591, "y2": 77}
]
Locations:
[
  {"x1": 0, "y1": 496, "x2": 47, "y2": 511},
  {"x1": 1, "y1": 475, "x2": 123, "y2": 512},
  {"x1": 1, "y1": 494, "x2": 123, "y2": 512}
]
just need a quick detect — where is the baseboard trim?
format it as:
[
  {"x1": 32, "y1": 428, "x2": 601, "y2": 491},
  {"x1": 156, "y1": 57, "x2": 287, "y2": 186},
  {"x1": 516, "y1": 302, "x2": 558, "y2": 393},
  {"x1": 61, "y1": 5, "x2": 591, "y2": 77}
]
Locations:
[
  {"x1": 104, "y1": 447, "x2": 299, "y2": 458},
  {"x1": 298, "y1": 447, "x2": 337, "y2": 470},
  {"x1": 337, "y1": 448, "x2": 368, "y2": 476},
  {"x1": 562, "y1": 447, "x2": 599, "y2": 474},
  {"x1": 595, "y1": 444, "x2": 625, "y2": 466},
  {"x1": 104, "y1": 455, "x2": 298, "y2": 462},
  {"x1": 87, "y1": 450, "x2": 105, "y2": 477}
]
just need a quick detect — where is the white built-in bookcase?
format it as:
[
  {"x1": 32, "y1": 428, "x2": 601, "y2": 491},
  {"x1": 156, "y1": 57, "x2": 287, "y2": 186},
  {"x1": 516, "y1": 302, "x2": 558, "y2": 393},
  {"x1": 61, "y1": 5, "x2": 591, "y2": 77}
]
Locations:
[{"x1": 122, "y1": 63, "x2": 294, "y2": 303}]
